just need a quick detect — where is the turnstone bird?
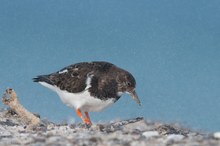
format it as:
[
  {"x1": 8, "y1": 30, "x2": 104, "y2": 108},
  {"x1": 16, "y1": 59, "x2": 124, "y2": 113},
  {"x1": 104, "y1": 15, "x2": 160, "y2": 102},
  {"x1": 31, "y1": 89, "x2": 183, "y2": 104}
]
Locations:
[{"x1": 33, "y1": 61, "x2": 140, "y2": 125}]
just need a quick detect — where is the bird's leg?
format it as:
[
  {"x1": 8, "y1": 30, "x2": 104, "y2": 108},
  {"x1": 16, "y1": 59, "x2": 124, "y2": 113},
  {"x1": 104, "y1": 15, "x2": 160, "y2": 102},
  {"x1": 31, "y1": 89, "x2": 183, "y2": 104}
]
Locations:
[
  {"x1": 76, "y1": 108, "x2": 84, "y2": 119},
  {"x1": 76, "y1": 109, "x2": 91, "y2": 125},
  {"x1": 85, "y1": 112, "x2": 92, "y2": 125}
]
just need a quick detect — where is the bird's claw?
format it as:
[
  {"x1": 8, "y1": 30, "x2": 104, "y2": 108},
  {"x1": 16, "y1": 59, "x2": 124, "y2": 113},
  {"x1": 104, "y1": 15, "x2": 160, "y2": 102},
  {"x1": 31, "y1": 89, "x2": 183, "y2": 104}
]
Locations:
[{"x1": 83, "y1": 118, "x2": 92, "y2": 126}]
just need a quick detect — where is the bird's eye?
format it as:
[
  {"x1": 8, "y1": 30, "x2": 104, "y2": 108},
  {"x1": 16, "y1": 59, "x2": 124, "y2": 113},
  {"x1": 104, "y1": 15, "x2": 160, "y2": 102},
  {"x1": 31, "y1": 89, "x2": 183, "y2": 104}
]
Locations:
[{"x1": 127, "y1": 82, "x2": 131, "y2": 86}]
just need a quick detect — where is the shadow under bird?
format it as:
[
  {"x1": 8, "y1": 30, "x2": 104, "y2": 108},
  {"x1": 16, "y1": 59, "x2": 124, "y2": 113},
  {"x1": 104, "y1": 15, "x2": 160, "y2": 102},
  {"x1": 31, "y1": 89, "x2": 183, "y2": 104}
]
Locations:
[{"x1": 33, "y1": 61, "x2": 141, "y2": 125}]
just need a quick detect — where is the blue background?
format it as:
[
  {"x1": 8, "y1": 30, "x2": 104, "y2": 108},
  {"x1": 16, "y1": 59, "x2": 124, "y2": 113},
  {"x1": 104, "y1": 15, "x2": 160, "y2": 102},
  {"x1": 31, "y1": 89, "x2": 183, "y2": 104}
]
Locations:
[{"x1": 0, "y1": 0, "x2": 220, "y2": 132}]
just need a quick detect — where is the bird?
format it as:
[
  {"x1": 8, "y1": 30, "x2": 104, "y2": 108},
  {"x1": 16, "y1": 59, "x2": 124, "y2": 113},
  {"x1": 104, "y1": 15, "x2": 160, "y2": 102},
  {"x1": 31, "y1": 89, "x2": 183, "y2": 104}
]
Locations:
[{"x1": 33, "y1": 61, "x2": 141, "y2": 125}]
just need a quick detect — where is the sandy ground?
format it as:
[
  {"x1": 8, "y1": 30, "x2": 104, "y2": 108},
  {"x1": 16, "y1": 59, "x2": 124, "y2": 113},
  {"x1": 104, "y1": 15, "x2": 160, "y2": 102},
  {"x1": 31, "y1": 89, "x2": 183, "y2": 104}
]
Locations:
[{"x1": 0, "y1": 108, "x2": 220, "y2": 146}]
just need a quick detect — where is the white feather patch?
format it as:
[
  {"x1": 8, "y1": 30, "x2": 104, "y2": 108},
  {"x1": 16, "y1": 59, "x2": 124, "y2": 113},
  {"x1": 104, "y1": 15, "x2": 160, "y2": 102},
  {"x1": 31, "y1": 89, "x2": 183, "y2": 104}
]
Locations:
[
  {"x1": 58, "y1": 69, "x2": 68, "y2": 74},
  {"x1": 39, "y1": 79, "x2": 115, "y2": 112}
]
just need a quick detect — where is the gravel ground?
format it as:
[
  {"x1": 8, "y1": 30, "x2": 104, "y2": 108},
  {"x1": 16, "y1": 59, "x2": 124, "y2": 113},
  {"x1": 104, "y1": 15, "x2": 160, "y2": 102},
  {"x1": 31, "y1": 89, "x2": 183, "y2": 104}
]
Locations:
[{"x1": 0, "y1": 108, "x2": 220, "y2": 146}]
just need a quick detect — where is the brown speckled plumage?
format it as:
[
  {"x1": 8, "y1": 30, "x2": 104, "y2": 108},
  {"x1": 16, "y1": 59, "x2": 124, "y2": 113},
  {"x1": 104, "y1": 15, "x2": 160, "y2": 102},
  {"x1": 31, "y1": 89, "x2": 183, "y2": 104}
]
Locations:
[{"x1": 33, "y1": 61, "x2": 136, "y2": 101}]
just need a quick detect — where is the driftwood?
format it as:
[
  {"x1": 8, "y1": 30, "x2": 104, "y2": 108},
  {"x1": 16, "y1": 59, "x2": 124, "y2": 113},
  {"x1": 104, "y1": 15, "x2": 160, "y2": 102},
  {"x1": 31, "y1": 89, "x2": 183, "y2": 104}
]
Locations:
[{"x1": 2, "y1": 88, "x2": 40, "y2": 126}]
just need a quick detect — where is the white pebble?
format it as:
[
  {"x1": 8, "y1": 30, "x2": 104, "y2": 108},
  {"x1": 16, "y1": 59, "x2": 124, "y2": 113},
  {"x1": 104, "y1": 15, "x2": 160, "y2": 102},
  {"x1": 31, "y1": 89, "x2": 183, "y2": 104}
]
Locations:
[
  {"x1": 142, "y1": 131, "x2": 159, "y2": 138},
  {"x1": 213, "y1": 132, "x2": 220, "y2": 139},
  {"x1": 167, "y1": 134, "x2": 184, "y2": 141}
]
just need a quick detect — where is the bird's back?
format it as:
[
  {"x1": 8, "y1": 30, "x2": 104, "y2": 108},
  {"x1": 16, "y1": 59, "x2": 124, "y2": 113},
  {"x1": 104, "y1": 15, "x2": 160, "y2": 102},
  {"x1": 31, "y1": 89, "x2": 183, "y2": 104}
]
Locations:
[{"x1": 33, "y1": 61, "x2": 117, "y2": 94}]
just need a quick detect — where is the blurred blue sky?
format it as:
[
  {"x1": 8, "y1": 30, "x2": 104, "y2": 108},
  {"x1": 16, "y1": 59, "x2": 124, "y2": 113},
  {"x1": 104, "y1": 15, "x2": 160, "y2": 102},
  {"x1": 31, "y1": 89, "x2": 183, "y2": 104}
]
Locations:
[{"x1": 0, "y1": 0, "x2": 220, "y2": 131}]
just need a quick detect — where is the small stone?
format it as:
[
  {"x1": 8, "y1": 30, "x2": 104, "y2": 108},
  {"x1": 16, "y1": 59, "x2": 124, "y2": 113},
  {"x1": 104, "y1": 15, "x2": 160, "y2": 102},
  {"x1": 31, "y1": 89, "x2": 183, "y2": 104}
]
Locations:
[
  {"x1": 58, "y1": 126, "x2": 68, "y2": 131},
  {"x1": 213, "y1": 132, "x2": 220, "y2": 139},
  {"x1": 166, "y1": 134, "x2": 185, "y2": 141},
  {"x1": 123, "y1": 119, "x2": 148, "y2": 132},
  {"x1": 69, "y1": 123, "x2": 76, "y2": 129},
  {"x1": 142, "y1": 131, "x2": 159, "y2": 138},
  {"x1": 94, "y1": 124, "x2": 105, "y2": 131},
  {"x1": 47, "y1": 124, "x2": 55, "y2": 130}
]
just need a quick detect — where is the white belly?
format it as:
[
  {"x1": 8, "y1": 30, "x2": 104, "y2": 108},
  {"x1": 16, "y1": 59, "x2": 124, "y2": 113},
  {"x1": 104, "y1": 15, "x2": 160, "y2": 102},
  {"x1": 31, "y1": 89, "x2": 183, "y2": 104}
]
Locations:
[{"x1": 39, "y1": 82, "x2": 115, "y2": 112}]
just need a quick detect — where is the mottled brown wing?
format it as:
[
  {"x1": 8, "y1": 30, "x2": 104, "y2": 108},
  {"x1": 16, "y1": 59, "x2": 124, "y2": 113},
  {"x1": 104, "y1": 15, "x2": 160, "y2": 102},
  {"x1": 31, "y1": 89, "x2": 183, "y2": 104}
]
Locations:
[{"x1": 48, "y1": 63, "x2": 91, "y2": 93}]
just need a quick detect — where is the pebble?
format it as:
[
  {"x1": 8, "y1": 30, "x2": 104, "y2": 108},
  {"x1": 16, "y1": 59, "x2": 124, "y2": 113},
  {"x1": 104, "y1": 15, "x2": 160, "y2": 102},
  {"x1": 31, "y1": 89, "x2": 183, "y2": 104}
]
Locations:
[
  {"x1": 142, "y1": 131, "x2": 159, "y2": 138},
  {"x1": 47, "y1": 124, "x2": 55, "y2": 130},
  {"x1": 213, "y1": 132, "x2": 220, "y2": 139},
  {"x1": 123, "y1": 119, "x2": 148, "y2": 132},
  {"x1": 166, "y1": 134, "x2": 185, "y2": 141}
]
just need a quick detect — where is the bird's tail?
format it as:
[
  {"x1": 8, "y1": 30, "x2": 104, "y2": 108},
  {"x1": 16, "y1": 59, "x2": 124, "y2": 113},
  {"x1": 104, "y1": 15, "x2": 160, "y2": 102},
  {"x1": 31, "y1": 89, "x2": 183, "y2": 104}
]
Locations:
[{"x1": 33, "y1": 75, "x2": 54, "y2": 85}]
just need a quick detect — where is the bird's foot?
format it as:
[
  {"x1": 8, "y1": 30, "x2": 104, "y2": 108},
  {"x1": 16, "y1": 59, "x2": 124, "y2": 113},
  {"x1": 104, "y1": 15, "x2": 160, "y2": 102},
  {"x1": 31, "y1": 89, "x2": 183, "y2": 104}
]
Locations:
[
  {"x1": 83, "y1": 118, "x2": 92, "y2": 126},
  {"x1": 76, "y1": 109, "x2": 92, "y2": 126}
]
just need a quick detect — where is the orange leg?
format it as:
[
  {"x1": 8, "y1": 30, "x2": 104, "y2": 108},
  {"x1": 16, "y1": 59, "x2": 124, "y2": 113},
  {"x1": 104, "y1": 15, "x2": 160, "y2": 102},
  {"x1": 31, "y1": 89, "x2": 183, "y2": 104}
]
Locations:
[
  {"x1": 85, "y1": 112, "x2": 92, "y2": 125},
  {"x1": 76, "y1": 108, "x2": 84, "y2": 119},
  {"x1": 76, "y1": 109, "x2": 92, "y2": 125}
]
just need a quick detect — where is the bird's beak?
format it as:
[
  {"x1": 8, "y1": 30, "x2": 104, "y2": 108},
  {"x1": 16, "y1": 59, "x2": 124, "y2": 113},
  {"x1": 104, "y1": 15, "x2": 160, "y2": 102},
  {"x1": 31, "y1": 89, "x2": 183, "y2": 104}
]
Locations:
[{"x1": 129, "y1": 90, "x2": 141, "y2": 106}]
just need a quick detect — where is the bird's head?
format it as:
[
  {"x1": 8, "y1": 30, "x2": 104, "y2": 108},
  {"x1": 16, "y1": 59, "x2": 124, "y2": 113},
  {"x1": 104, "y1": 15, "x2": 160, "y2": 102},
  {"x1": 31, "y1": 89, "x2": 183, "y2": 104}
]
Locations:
[{"x1": 117, "y1": 70, "x2": 141, "y2": 106}]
